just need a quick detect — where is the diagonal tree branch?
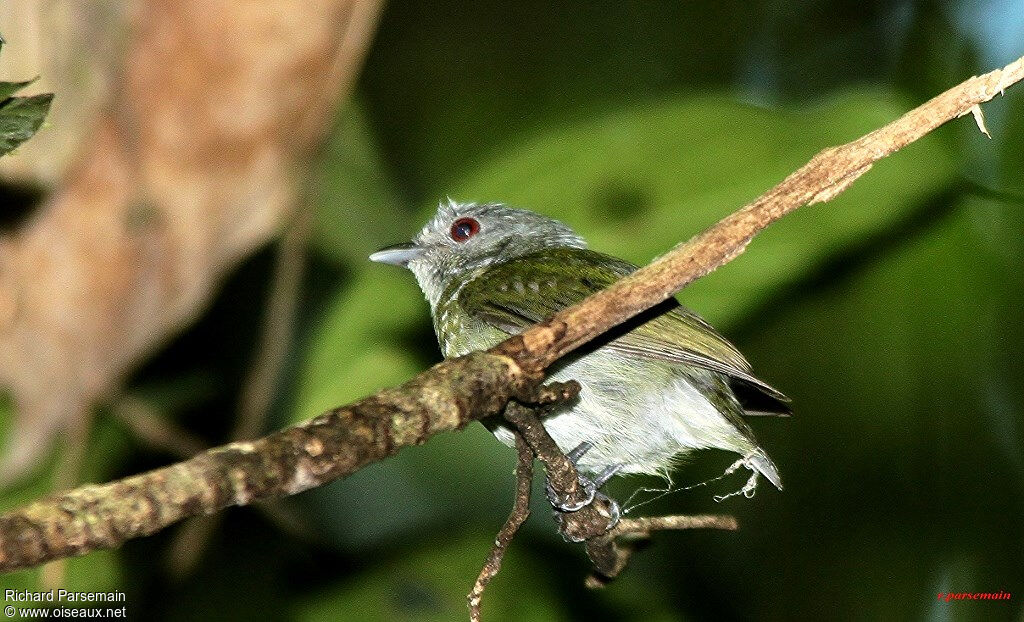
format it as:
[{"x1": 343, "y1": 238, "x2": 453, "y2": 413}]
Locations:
[
  {"x1": 492, "y1": 56, "x2": 1024, "y2": 373},
  {"x1": 0, "y1": 351, "x2": 539, "y2": 572},
  {"x1": 1, "y1": 55, "x2": 1022, "y2": 575}
]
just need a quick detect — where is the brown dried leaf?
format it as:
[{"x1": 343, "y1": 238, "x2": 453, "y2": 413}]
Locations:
[{"x1": 0, "y1": 0, "x2": 383, "y2": 484}]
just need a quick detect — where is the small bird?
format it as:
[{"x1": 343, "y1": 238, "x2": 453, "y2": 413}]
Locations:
[{"x1": 370, "y1": 201, "x2": 787, "y2": 512}]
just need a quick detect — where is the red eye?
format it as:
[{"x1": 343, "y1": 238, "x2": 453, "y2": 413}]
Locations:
[{"x1": 450, "y1": 217, "x2": 480, "y2": 242}]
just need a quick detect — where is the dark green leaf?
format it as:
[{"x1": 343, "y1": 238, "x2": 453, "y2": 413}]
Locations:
[
  {"x1": 0, "y1": 92, "x2": 54, "y2": 157},
  {"x1": 0, "y1": 77, "x2": 35, "y2": 101}
]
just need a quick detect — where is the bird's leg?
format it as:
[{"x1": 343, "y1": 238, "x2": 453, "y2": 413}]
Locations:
[
  {"x1": 587, "y1": 464, "x2": 624, "y2": 529},
  {"x1": 545, "y1": 441, "x2": 596, "y2": 511},
  {"x1": 592, "y1": 463, "x2": 622, "y2": 489},
  {"x1": 545, "y1": 442, "x2": 623, "y2": 524},
  {"x1": 565, "y1": 440, "x2": 594, "y2": 463},
  {"x1": 588, "y1": 463, "x2": 624, "y2": 519}
]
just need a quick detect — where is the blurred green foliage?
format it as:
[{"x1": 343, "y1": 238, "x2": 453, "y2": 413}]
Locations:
[{"x1": 2, "y1": 2, "x2": 1024, "y2": 621}]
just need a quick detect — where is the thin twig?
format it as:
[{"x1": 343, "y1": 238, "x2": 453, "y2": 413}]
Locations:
[
  {"x1": 609, "y1": 514, "x2": 739, "y2": 538},
  {"x1": 111, "y1": 394, "x2": 208, "y2": 458},
  {"x1": 583, "y1": 514, "x2": 738, "y2": 589},
  {"x1": 1, "y1": 55, "x2": 1022, "y2": 574},
  {"x1": 232, "y1": 206, "x2": 311, "y2": 442},
  {"x1": 503, "y1": 400, "x2": 622, "y2": 545},
  {"x1": 468, "y1": 433, "x2": 534, "y2": 622},
  {"x1": 40, "y1": 410, "x2": 94, "y2": 589},
  {"x1": 168, "y1": 204, "x2": 311, "y2": 577}
]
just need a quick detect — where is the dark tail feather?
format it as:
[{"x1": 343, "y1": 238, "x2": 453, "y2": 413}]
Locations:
[{"x1": 731, "y1": 378, "x2": 793, "y2": 417}]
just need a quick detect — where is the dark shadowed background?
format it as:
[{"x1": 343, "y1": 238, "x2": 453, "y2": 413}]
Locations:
[{"x1": 1, "y1": 1, "x2": 1023, "y2": 620}]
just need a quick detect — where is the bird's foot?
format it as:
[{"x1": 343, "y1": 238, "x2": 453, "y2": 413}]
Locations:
[
  {"x1": 545, "y1": 441, "x2": 596, "y2": 511},
  {"x1": 545, "y1": 442, "x2": 621, "y2": 511},
  {"x1": 713, "y1": 455, "x2": 760, "y2": 502},
  {"x1": 545, "y1": 442, "x2": 623, "y2": 536}
]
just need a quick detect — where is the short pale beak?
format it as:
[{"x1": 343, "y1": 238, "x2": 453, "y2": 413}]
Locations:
[{"x1": 369, "y1": 241, "x2": 424, "y2": 267}]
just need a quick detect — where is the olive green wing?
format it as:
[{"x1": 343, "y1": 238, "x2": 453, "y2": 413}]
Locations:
[{"x1": 459, "y1": 248, "x2": 790, "y2": 408}]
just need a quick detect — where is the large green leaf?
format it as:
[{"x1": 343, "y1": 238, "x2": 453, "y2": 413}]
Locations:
[
  {"x1": 311, "y1": 100, "x2": 410, "y2": 266},
  {"x1": 449, "y1": 90, "x2": 958, "y2": 326},
  {"x1": 291, "y1": 268, "x2": 427, "y2": 418},
  {"x1": 0, "y1": 78, "x2": 34, "y2": 101},
  {"x1": 360, "y1": 3, "x2": 763, "y2": 200},
  {"x1": 999, "y1": 92, "x2": 1024, "y2": 194}
]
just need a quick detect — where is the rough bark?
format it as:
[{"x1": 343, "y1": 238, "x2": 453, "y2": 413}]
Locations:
[{"x1": 0, "y1": 352, "x2": 531, "y2": 572}]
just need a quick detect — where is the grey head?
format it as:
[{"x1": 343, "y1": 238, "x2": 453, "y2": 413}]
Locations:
[{"x1": 369, "y1": 200, "x2": 586, "y2": 310}]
